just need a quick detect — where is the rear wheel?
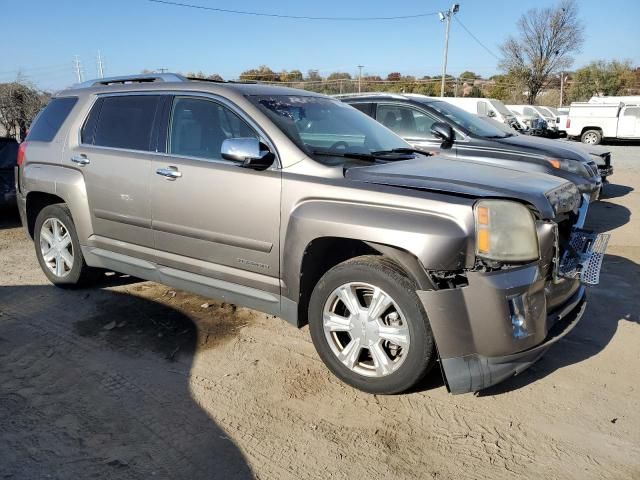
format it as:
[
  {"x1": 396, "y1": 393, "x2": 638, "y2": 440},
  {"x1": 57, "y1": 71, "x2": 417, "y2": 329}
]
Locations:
[
  {"x1": 308, "y1": 256, "x2": 436, "y2": 394},
  {"x1": 581, "y1": 129, "x2": 602, "y2": 145},
  {"x1": 34, "y1": 204, "x2": 98, "y2": 287}
]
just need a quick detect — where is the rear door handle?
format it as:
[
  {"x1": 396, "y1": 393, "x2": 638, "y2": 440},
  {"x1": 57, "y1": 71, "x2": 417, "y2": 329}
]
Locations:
[
  {"x1": 70, "y1": 154, "x2": 90, "y2": 166},
  {"x1": 156, "y1": 166, "x2": 182, "y2": 180}
]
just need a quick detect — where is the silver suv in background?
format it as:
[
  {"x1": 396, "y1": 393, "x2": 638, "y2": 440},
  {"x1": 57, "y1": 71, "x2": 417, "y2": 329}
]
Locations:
[{"x1": 16, "y1": 74, "x2": 608, "y2": 394}]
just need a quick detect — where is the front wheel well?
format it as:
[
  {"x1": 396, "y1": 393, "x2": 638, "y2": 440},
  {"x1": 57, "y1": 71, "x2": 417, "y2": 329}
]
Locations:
[
  {"x1": 25, "y1": 192, "x2": 66, "y2": 239},
  {"x1": 296, "y1": 237, "x2": 435, "y2": 327}
]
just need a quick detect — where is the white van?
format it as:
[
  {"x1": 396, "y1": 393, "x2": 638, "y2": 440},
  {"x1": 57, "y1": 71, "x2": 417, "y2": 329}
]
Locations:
[
  {"x1": 567, "y1": 102, "x2": 640, "y2": 144},
  {"x1": 435, "y1": 97, "x2": 523, "y2": 130}
]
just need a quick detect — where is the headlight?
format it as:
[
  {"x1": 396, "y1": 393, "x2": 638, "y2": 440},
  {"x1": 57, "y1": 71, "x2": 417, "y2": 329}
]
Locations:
[
  {"x1": 546, "y1": 157, "x2": 591, "y2": 178},
  {"x1": 474, "y1": 200, "x2": 539, "y2": 262}
]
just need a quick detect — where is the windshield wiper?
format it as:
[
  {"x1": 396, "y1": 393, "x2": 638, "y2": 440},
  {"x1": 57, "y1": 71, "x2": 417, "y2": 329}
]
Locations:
[
  {"x1": 371, "y1": 147, "x2": 427, "y2": 156},
  {"x1": 311, "y1": 150, "x2": 378, "y2": 161}
]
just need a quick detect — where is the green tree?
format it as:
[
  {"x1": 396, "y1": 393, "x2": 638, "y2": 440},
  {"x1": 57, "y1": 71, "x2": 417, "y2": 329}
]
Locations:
[
  {"x1": 239, "y1": 65, "x2": 279, "y2": 82},
  {"x1": 459, "y1": 71, "x2": 478, "y2": 81},
  {"x1": 568, "y1": 60, "x2": 635, "y2": 102}
]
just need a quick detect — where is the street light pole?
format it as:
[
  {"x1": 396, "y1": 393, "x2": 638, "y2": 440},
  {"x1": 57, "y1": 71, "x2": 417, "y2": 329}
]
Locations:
[
  {"x1": 439, "y1": 4, "x2": 459, "y2": 97},
  {"x1": 357, "y1": 65, "x2": 364, "y2": 93}
]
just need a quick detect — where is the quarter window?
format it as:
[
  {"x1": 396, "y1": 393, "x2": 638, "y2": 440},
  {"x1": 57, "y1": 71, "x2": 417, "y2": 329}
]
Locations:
[
  {"x1": 169, "y1": 97, "x2": 257, "y2": 160},
  {"x1": 27, "y1": 97, "x2": 78, "y2": 142},
  {"x1": 376, "y1": 104, "x2": 438, "y2": 140},
  {"x1": 92, "y1": 95, "x2": 160, "y2": 151}
]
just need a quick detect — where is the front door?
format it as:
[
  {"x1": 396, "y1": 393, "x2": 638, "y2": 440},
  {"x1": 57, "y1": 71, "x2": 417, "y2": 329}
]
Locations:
[
  {"x1": 618, "y1": 106, "x2": 640, "y2": 138},
  {"x1": 151, "y1": 95, "x2": 281, "y2": 296}
]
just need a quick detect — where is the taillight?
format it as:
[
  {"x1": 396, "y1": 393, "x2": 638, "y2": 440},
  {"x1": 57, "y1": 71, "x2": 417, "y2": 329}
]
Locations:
[
  {"x1": 566, "y1": 118, "x2": 571, "y2": 129},
  {"x1": 17, "y1": 142, "x2": 27, "y2": 166}
]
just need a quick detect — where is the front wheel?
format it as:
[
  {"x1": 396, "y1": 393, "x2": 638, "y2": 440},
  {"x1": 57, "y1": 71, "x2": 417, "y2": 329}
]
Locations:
[
  {"x1": 34, "y1": 204, "x2": 99, "y2": 287},
  {"x1": 308, "y1": 256, "x2": 436, "y2": 394}
]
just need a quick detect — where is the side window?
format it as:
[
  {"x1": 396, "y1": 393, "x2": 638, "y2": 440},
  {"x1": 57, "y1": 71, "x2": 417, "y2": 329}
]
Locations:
[
  {"x1": 27, "y1": 97, "x2": 78, "y2": 142},
  {"x1": 350, "y1": 102, "x2": 374, "y2": 117},
  {"x1": 623, "y1": 107, "x2": 640, "y2": 118},
  {"x1": 523, "y1": 107, "x2": 536, "y2": 116},
  {"x1": 92, "y1": 95, "x2": 160, "y2": 151},
  {"x1": 376, "y1": 104, "x2": 438, "y2": 140},
  {"x1": 477, "y1": 102, "x2": 488, "y2": 116},
  {"x1": 169, "y1": 97, "x2": 257, "y2": 161}
]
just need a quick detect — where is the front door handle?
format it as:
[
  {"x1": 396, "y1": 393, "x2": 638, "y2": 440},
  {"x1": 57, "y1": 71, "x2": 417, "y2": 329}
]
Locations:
[
  {"x1": 70, "y1": 154, "x2": 90, "y2": 166},
  {"x1": 156, "y1": 166, "x2": 182, "y2": 180}
]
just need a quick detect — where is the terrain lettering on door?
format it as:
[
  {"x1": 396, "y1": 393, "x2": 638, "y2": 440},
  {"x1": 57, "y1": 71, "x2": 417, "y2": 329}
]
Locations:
[{"x1": 237, "y1": 258, "x2": 270, "y2": 269}]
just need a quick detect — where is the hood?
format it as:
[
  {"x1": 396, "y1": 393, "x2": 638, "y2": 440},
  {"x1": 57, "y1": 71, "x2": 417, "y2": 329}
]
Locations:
[
  {"x1": 345, "y1": 155, "x2": 577, "y2": 219},
  {"x1": 497, "y1": 134, "x2": 592, "y2": 163}
]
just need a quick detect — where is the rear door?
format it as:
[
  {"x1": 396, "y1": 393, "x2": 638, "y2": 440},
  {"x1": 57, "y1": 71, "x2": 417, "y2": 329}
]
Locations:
[
  {"x1": 71, "y1": 94, "x2": 163, "y2": 259},
  {"x1": 618, "y1": 106, "x2": 640, "y2": 138},
  {"x1": 375, "y1": 103, "x2": 445, "y2": 154}
]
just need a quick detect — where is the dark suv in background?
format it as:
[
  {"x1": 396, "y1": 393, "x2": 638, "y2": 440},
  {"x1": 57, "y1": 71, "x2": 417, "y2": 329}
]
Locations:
[
  {"x1": 0, "y1": 137, "x2": 19, "y2": 207},
  {"x1": 339, "y1": 93, "x2": 610, "y2": 200}
]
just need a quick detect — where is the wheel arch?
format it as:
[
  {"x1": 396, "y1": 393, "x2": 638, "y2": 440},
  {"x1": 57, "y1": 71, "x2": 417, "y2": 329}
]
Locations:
[
  {"x1": 23, "y1": 165, "x2": 92, "y2": 242},
  {"x1": 282, "y1": 199, "x2": 470, "y2": 327}
]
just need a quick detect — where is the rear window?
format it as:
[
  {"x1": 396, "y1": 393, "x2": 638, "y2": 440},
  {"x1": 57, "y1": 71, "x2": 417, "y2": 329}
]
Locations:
[
  {"x1": 27, "y1": 97, "x2": 78, "y2": 142},
  {"x1": 92, "y1": 95, "x2": 160, "y2": 151}
]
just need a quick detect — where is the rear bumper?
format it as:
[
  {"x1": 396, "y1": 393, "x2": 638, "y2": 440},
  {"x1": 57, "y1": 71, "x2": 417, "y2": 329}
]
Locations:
[{"x1": 418, "y1": 260, "x2": 587, "y2": 394}]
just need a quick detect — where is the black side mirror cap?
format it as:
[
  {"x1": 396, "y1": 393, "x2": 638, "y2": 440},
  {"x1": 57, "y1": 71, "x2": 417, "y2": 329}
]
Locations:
[{"x1": 431, "y1": 122, "x2": 454, "y2": 146}]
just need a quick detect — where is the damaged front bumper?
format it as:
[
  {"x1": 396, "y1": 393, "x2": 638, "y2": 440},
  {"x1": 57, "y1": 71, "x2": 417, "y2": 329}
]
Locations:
[{"x1": 419, "y1": 227, "x2": 608, "y2": 394}]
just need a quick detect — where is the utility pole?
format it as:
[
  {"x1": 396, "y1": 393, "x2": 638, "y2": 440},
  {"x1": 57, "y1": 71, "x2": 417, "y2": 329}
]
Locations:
[
  {"x1": 97, "y1": 51, "x2": 105, "y2": 78},
  {"x1": 559, "y1": 72, "x2": 568, "y2": 107},
  {"x1": 73, "y1": 55, "x2": 84, "y2": 83},
  {"x1": 438, "y1": 4, "x2": 459, "y2": 97},
  {"x1": 357, "y1": 65, "x2": 364, "y2": 93}
]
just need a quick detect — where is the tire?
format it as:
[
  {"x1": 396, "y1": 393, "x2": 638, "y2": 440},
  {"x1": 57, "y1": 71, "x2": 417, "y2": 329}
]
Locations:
[
  {"x1": 34, "y1": 204, "x2": 99, "y2": 287},
  {"x1": 581, "y1": 129, "x2": 602, "y2": 145},
  {"x1": 308, "y1": 255, "x2": 436, "y2": 394}
]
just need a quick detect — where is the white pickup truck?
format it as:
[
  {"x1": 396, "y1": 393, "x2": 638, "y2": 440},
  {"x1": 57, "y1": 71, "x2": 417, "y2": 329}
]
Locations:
[{"x1": 567, "y1": 101, "x2": 640, "y2": 144}]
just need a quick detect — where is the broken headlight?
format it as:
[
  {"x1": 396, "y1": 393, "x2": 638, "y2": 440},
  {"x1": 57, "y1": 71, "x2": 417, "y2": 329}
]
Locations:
[{"x1": 546, "y1": 182, "x2": 581, "y2": 215}]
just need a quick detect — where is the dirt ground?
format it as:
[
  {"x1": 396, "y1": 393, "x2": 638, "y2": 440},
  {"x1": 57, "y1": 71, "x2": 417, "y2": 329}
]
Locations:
[{"x1": 1, "y1": 145, "x2": 639, "y2": 480}]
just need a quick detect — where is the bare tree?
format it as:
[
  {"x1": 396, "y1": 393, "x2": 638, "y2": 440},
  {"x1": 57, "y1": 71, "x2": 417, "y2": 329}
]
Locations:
[
  {"x1": 499, "y1": 0, "x2": 584, "y2": 104},
  {"x1": 0, "y1": 82, "x2": 48, "y2": 140}
]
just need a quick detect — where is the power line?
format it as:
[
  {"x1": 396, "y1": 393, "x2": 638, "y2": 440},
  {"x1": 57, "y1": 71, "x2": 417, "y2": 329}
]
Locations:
[
  {"x1": 147, "y1": 0, "x2": 440, "y2": 21},
  {"x1": 454, "y1": 16, "x2": 500, "y2": 60}
]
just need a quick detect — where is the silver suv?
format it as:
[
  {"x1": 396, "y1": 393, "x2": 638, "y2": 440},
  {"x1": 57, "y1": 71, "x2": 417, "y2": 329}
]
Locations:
[{"x1": 16, "y1": 74, "x2": 608, "y2": 394}]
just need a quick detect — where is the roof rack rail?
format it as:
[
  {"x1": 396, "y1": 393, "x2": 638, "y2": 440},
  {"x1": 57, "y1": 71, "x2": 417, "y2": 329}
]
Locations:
[
  {"x1": 74, "y1": 73, "x2": 187, "y2": 89},
  {"x1": 333, "y1": 92, "x2": 408, "y2": 99}
]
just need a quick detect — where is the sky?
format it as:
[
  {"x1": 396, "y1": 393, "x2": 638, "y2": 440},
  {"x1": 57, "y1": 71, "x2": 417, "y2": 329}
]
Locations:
[{"x1": 1, "y1": 0, "x2": 639, "y2": 91}]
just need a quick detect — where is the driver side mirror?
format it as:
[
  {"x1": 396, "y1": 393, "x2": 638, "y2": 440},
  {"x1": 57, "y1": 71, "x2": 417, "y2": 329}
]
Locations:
[
  {"x1": 221, "y1": 137, "x2": 275, "y2": 170},
  {"x1": 430, "y1": 122, "x2": 454, "y2": 147},
  {"x1": 487, "y1": 110, "x2": 496, "y2": 118}
]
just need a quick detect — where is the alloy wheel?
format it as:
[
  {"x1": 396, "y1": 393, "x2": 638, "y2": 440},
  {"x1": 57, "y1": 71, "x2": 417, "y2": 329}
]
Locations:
[
  {"x1": 39, "y1": 218, "x2": 74, "y2": 278},
  {"x1": 322, "y1": 282, "x2": 410, "y2": 377}
]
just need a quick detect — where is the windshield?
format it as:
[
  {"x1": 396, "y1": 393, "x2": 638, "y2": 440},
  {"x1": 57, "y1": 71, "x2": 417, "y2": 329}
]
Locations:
[
  {"x1": 428, "y1": 101, "x2": 511, "y2": 138},
  {"x1": 545, "y1": 106, "x2": 559, "y2": 116},
  {"x1": 247, "y1": 95, "x2": 410, "y2": 160},
  {"x1": 490, "y1": 100, "x2": 513, "y2": 117},
  {"x1": 537, "y1": 106, "x2": 554, "y2": 117}
]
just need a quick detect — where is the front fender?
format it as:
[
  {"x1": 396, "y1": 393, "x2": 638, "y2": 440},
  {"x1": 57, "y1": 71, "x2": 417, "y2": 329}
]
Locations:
[
  {"x1": 23, "y1": 164, "x2": 92, "y2": 243},
  {"x1": 281, "y1": 199, "x2": 474, "y2": 301}
]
